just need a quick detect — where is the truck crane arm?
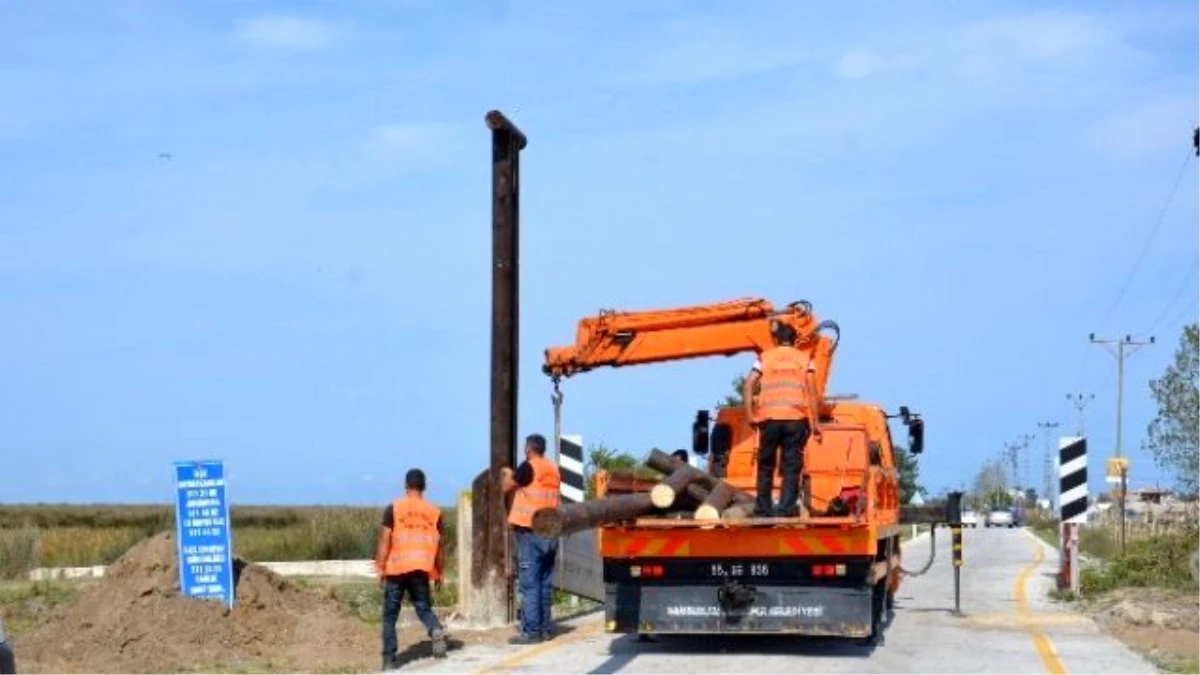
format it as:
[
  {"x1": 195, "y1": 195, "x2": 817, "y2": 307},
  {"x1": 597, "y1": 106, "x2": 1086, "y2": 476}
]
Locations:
[{"x1": 542, "y1": 297, "x2": 841, "y2": 406}]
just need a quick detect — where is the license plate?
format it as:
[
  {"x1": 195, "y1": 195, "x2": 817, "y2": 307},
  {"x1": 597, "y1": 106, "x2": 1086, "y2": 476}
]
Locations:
[{"x1": 707, "y1": 562, "x2": 772, "y2": 578}]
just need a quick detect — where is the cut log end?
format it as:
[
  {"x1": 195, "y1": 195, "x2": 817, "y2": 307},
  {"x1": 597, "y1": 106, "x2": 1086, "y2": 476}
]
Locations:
[
  {"x1": 695, "y1": 504, "x2": 721, "y2": 521},
  {"x1": 650, "y1": 484, "x2": 677, "y2": 509},
  {"x1": 721, "y1": 505, "x2": 752, "y2": 522}
]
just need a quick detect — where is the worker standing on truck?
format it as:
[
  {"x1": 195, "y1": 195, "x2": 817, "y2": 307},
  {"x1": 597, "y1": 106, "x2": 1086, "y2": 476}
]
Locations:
[
  {"x1": 501, "y1": 433, "x2": 562, "y2": 644},
  {"x1": 374, "y1": 468, "x2": 448, "y2": 670},
  {"x1": 742, "y1": 322, "x2": 821, "y2": 517}
]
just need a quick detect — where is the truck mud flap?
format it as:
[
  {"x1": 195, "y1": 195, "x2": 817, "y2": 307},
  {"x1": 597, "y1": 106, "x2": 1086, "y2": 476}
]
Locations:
[{"x1": 606, "y1": 583, "x2": 873, "y2": 636}]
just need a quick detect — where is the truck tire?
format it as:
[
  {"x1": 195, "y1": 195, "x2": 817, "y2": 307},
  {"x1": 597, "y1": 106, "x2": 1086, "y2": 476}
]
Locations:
[{"x1": 858, "y1": 581, "x2": 886, "y2": 646}]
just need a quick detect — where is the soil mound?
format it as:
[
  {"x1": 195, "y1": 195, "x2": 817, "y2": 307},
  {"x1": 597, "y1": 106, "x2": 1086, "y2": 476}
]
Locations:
[{"x1": 16, "y1": 531, "x2": 379, "y2": 673}]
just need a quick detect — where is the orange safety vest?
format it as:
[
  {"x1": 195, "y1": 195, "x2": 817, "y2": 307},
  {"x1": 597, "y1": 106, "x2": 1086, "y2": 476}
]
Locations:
[
  {"x1": 508, "y1": 454, "x2": 561, "y2": 528},
  {"x1": 755, "y1": 345, "x2": 811, "y2": 423},
  {"x1": 383, "y1": 494, "x2": 441, "y2": 579}
]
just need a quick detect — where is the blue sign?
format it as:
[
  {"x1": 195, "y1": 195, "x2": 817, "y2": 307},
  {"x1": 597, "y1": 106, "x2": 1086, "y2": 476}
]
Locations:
[{"x1": 173, "y1": 460, "x2": 234, "y2": 609}]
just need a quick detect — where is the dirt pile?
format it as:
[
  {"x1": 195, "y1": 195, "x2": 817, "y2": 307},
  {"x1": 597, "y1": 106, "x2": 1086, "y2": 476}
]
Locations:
[
  {"x1": 15, "y1": 531, "x2": 380, "y2": 673},
  {"x1": 1087, "y1": 587, "x2": 1199, "y2": 670}
]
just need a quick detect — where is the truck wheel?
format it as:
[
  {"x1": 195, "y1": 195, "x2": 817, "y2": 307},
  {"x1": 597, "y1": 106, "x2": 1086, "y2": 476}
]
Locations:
[{"x1": 858, "y1": 581, "x2": 885, "y2": 646}]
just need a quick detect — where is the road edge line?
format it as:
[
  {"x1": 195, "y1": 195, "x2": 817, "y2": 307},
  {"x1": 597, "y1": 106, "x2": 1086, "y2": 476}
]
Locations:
[
  {"x1": 1014, "y1": 537, "x2": 1069, "y2": 674},
  {"x1": 471, "y1": 622, "x2": 603, "y2": 674}
]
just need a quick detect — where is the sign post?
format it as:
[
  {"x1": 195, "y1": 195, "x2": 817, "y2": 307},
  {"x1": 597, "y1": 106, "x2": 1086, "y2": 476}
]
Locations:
[
  {"x1": 174, "y1": 460, "x2": 235, "y2": 609},
  {"x1": 1058, "y1": 437, "x2": 1088, "y2": 594}
]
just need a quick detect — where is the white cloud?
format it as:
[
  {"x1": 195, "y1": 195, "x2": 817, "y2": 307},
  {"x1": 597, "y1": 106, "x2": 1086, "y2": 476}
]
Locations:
[
  {"x1": 1088, "y1": 95, "x2": 1199, "y2": 161},
  {"x1": 367, "y1": 122, "x2": 463, "y2": 167},
  {"x1": 234, "y1": 16, "x2": 347, "y2": 50},
  {"x1": 831, "y1": 48, "x2": 930, "y2": 81},
  {"x1": 834, "y1": 49, "x2": 877, "y2": 80},
  {"x1": 620, "y1": 17, "x2": 811, "y2": 86}
]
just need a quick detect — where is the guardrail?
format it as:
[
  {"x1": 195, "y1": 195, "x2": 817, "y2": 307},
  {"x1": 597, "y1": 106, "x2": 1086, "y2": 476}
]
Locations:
[{"x1": 28, "y1": 559, "x2": 377, "y2": 582}]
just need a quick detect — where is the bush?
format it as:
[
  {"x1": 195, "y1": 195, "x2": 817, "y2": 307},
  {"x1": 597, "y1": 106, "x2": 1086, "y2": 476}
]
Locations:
[{"x1": 1081, "y1": 526, "x2": 1200, "y2": 595}]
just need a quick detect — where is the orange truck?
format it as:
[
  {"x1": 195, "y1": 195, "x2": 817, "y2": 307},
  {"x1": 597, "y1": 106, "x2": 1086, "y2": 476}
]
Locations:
[{"x1": 542, "y1": 297, "x2": 926, "y2": 642}]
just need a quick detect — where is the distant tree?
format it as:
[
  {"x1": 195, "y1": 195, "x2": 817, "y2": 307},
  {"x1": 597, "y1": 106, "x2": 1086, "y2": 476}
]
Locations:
[
  {"x1": 972, "y1": 458, "x2": 1010, "y2": 509},
  {"x1": 584, "y1": 443, "x2": 658, "y2": 498},
  {"x1": 1143, "y1": 323, "x2": 1199, "y2": 495},
  {"x1": 720, "y1": 374, "x2": 748, "y2": 408},
  {"x1": 1024, "y1": 488, "x2": 1037, "y2": 504},
  {"x1": 895, "y1": 445, "x2": 924, "y2": 504}
]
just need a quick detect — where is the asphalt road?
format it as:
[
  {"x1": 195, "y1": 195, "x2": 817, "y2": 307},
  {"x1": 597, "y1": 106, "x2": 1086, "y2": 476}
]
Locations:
[{"x1": 409, "y1": 527, "x2": 1157, "y2": 674}]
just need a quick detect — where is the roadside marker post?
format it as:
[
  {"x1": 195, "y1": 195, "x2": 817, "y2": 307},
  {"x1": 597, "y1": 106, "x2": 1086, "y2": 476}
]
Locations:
[
  {"x1": 558, "y1": 435, "x2": 586, "y2": 504},
  {"x1": 947, "y1": 491, "x2": 964, "y2": 616},
  {"x1": 173, "y1": 460, "x2": 235, "y2": 610},
  {"x1": 1057, "y1": 437, "x2": 1088, "y2": 594},
  {"x1": 553, "y1": 434, "x2": 605, "y2": 603}
]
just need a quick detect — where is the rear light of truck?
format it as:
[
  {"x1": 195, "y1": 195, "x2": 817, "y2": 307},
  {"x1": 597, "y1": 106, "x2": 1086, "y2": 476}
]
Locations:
[
  {"x1": 811, "y1": 564, "x2": 847, "y2": 577},
  {"x1": 630, "y1": 564, "x2": 664, "y2": 578}
]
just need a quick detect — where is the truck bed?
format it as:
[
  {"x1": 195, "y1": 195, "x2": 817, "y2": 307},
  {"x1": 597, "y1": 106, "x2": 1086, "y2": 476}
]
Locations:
[{"x1": 601, "y1": 518, "x2": 901, "y2": 558}]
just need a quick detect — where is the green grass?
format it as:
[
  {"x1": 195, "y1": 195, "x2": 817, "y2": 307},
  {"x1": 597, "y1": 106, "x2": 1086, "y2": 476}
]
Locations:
[
  {"x1": 1080, "y1": 526, "x2": 1199, "y2": 595},
  {"x1": 0, "y1": 580, "x2": 82, "y2": 635},
  {"x1": 0, "y1": 504, "x2": 459, "y2": 580}
]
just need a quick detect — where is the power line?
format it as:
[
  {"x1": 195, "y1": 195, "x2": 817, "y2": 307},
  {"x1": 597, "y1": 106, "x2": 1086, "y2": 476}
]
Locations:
[
  {"x1": 1037, "y1": 421, "x2": 1059, "y2": 505},
  {"x1": 1089, "y1": 334, "x2": 1155, "y2": 459},
  {"x1": 1095, "y1": 146, "x2": 1195, "y2": 331},
  {"x1": 1065, "y1": 393, "x2": 1095, "y2": 437},
  {"x1": 1148, "y1": 260, "x2": 1199, "y2": 334}
]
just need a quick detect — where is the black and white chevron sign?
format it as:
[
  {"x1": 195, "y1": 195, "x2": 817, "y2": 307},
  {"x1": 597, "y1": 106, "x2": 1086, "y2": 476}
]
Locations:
[
  {"x1": 558, "y1": 434, "x2": 585, "y2": 504},
  {"x1": 1058, "y1": 436, "x2": 1088, "y2": 524}
]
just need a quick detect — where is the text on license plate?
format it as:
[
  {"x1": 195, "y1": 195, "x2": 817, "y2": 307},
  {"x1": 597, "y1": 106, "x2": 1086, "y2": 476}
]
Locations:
[{"x1": 708, "y1": 562, "x2": 771, "y2": 577}]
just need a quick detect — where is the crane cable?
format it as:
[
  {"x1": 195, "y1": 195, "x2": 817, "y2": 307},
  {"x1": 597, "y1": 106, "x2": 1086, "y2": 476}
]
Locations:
[{"x1": 552, "y1": 376, "x2": 564, "y2": 463}]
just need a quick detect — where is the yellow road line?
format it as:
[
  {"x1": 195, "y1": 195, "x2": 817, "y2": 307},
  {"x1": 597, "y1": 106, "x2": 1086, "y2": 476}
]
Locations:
[
  {"x1": 472, "y1": 622, "x2": 604, "y2": 674},
  {"x1": 1014, "y1": 533, "x2": 1069, "y2": 674}
]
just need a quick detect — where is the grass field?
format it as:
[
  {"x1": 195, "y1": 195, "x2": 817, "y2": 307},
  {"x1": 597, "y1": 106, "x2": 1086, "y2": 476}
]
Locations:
[{"x1": 0, "y1": 504, "x2": 458, "y2": 580}]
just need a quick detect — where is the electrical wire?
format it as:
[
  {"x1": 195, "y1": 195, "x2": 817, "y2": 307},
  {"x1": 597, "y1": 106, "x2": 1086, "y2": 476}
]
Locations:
[
  {"x1": 1148, "y1": 260, "x2": 1199, "y2": 335},
  {"x1": 1094, "y1": 147, "x2": 1196, "y2": 332}
]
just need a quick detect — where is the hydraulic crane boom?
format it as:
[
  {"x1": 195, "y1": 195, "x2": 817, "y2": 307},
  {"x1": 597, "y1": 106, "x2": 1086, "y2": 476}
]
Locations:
[{"x1": 542, "y1": 297, "x2": 841, "y2": 406}]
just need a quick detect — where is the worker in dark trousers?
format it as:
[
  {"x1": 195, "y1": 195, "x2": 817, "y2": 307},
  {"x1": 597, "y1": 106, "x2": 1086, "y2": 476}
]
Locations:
[
  {"x1": 375, "y1": 469, "x2": 447, "y2": 670},
  {"x1": 742, "y1": 322, "x2": 821, "y2": 517},
  {"x1": 501, "y1": 433, "x2": 562, "y2": 644}
]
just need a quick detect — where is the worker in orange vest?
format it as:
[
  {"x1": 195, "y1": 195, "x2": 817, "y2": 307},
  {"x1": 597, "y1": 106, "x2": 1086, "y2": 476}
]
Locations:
[
  {"x1": 742, "y1": 322, "x2": 821, "y2": 518},
  {"x1": 374, "y1": 468, "x2": 447, "y2": 670},
  {"x1": 501, "y1": 433, "x2": 562, "y2": 644}
]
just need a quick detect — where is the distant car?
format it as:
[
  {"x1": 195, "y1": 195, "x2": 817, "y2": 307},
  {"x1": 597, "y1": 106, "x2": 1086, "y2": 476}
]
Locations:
[
  {"x1": 960, "y1": 510, "x2": 979, "y2": 528},
  {"x1": 0, "y1": 617, "x2": 14, "y2": 674},
  {"x1": 985, "y1": 508, "x2": 1015, "y2": 528}
]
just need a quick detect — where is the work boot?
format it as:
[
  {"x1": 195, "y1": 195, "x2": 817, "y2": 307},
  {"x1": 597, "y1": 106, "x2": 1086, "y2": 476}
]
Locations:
[
  {"x1": 382, "y1": 654, "x2": 399, "y2": 671},
  {"x1": 508, "y1": 632, "x2": 542, "y2": 645},
  {"x1": 431, "y1": 628, "x2": 447, "y2": 659}
]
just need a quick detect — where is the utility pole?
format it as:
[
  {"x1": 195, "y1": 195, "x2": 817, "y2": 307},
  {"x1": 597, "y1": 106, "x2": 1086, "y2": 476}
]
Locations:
[
  {"x1": 1089, "y1": 333, "x2": 1154, "y2": 555},
  {"x1": 1004, "y1": 434, "x2": 1034, "y2": 494},
  {"x1": 1037, "y1": 421, "x2": 1060, "y2": 509},
  {"x1": 1066, "y1": 393, "x2": 1095, "y2": 436}
]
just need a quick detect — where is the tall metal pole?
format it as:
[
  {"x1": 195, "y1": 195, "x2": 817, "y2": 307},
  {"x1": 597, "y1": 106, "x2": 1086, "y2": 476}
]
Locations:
[
  {"x1": 1037, "y1": 421, "x2": 1059, "y2": 508},
  {"x1": 1090, "y1": 334, "x2": 1154, "y2": 556},
  {"x1": 487, "y1": 110, "x2": 527, "y2": 621},
  {"x1": 1066, "y1": 393, "x2": 1094, "y2": 437}
]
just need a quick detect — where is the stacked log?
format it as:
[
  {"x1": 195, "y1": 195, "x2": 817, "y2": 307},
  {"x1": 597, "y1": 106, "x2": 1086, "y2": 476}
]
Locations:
[{"x1": 530, "y1": 448, "x2": 757, "y2": 537}]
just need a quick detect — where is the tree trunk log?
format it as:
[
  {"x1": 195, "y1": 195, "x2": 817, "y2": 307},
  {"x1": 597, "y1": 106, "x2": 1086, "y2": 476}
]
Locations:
[
  {"x1": 530, "y1": 494, "x2": 654, "y2": 538},
  {"x1": 695, "y1": 481, "x2": 736, "y2": 521},
  {"x1": 650, "y1": 467, "x2": 701, "y2": 509},
  {"x1": 645, "y1": 448, "x2": 754, "y2": 505},
  {"x1": 721, "y1": 504, "x2": 753, "y2": 522}
]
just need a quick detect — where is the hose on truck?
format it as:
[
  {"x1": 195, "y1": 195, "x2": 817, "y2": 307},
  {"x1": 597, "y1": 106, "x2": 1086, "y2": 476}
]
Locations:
[{"x1": 898, "y1": 525, "x2": 937, "y2": 577}]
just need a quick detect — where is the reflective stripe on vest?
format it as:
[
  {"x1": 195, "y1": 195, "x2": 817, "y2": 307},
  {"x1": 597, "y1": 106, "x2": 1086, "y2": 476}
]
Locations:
[
  {"x1": 756, "y1": 346, "x2": 810, "y2": 422},
  {"x1": 384, "y1": 495, "x2": 441, "y2": 577},
  {"x1": 509, "y1": 454, "x2": 561, "y2": 528}
]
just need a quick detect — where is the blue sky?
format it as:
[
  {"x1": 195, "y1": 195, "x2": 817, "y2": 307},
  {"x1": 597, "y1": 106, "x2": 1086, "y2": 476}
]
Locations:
[{"x1": 1, "y1": 1, "x2": 1196, "y2": 507}]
